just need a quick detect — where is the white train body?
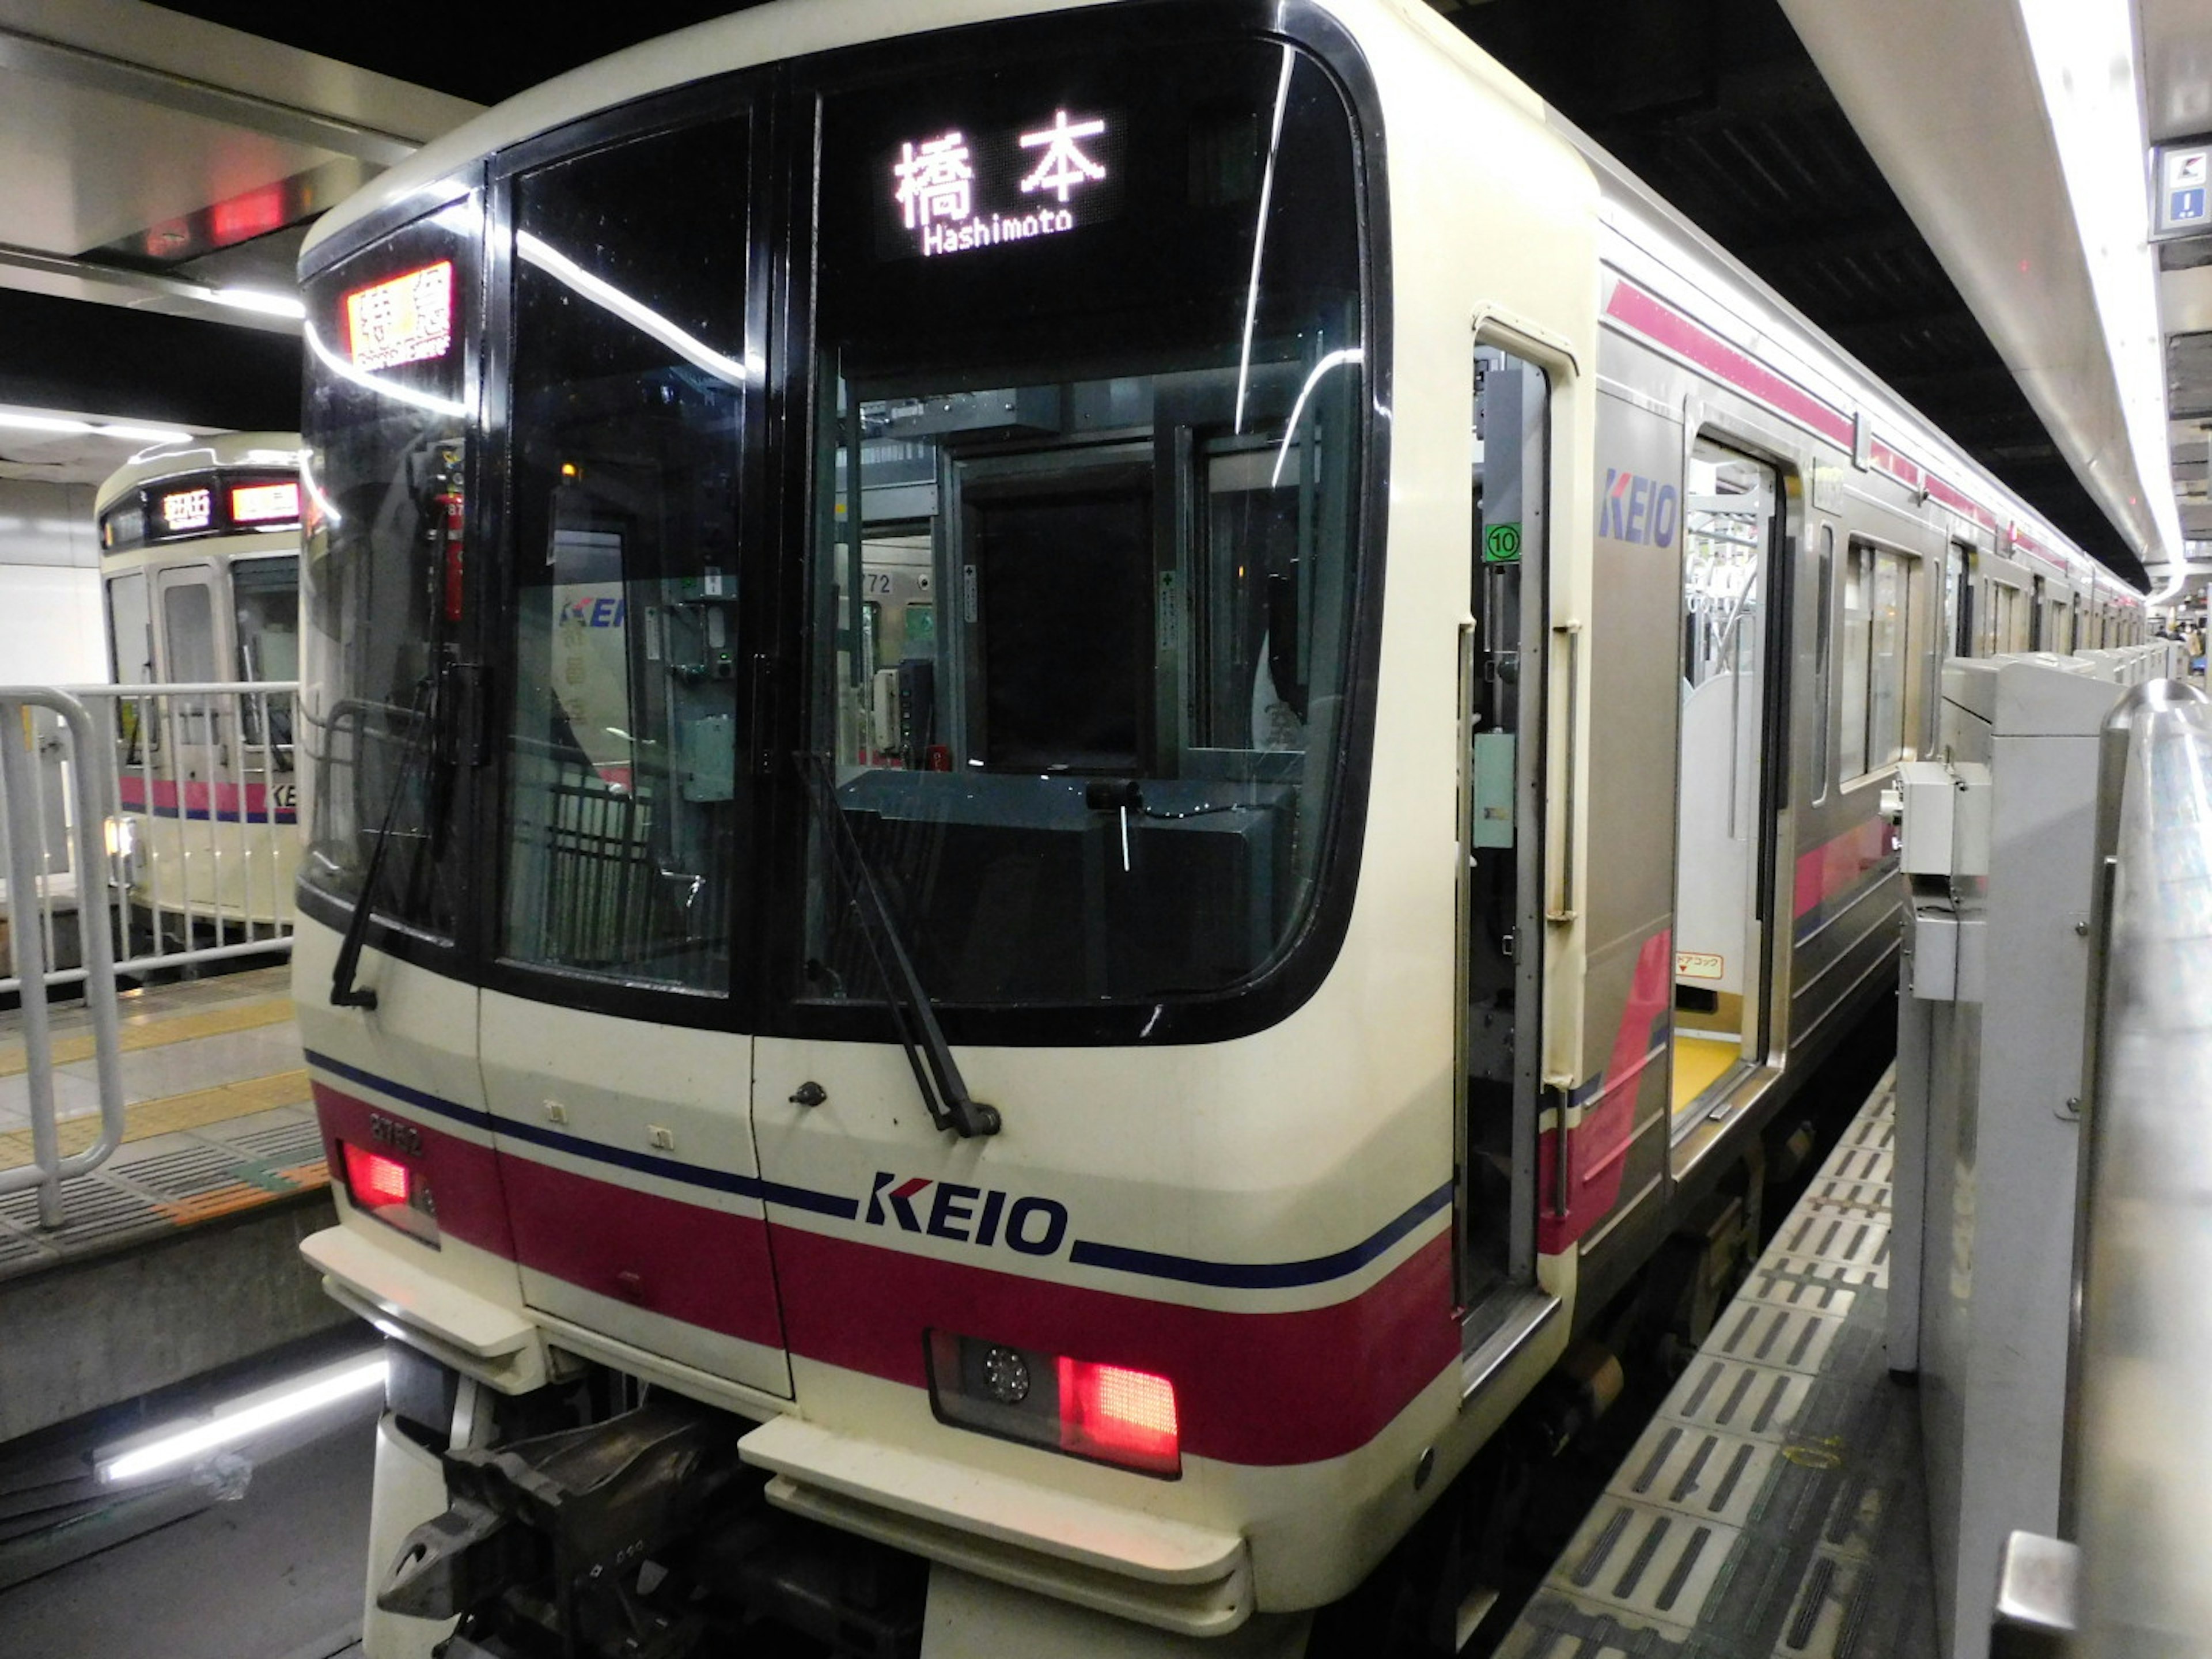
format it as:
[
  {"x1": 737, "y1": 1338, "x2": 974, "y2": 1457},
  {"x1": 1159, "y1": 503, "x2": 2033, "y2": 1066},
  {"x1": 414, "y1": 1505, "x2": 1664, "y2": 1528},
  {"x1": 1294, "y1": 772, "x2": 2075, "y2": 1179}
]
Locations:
[{"x1": 286, "y1": 2, "x2": 2142, "y2": 1652}]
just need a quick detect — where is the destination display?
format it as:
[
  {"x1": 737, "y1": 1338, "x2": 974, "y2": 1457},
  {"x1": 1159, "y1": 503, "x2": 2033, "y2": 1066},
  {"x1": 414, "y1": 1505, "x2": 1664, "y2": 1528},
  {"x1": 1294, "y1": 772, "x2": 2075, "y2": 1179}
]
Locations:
[
  {"x1": 100, "y1": 470, "x2": 302, "y2": 552},
  {"x1": 344, "y1": 259, "x2": 455, "y2": 371},
  {"x1": 158, "y1": 486, "x2": 213, "y2": 534},
  {"x1": 878, "y1": 107, "x2": 1124, "y2": 260},
  {"x1": 230, "y1": 481, "x2": 301, "y2": 524}
]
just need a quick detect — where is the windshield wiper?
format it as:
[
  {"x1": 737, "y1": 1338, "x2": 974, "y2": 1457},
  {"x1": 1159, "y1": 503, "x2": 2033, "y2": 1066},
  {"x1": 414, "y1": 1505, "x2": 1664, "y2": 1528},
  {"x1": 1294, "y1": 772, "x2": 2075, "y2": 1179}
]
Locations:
[
  {"x1": 798, "y1": 752, "x2": 1001, "y2": 1139},
  {"x1": 329, "y1": 679, "x2": 437, "y2": 1010}
]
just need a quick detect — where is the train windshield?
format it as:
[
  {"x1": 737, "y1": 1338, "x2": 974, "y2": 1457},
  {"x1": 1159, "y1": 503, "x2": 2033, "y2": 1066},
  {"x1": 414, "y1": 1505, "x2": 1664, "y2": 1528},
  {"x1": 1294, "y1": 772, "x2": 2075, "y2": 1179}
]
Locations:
[
  {"x1": 805, "y1": 36, "x2": 1369, "y2": 1011},
  {"x1": 297, "y1": 203, "x2": 476, "y2": 940},
  {"x1": 233, "y1": 555, "x2": 300, "y2": 681}
]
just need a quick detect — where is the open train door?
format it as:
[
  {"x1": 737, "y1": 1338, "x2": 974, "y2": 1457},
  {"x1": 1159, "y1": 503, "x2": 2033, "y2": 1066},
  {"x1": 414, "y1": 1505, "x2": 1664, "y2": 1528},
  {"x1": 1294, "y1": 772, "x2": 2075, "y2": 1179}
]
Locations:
[
  {"x1": 1458, "y1": 339, "x2": 1558, "y2": 1343},
  {"x1": 1668, "y1": 440, "x2": 1783, "y2": 1128}
]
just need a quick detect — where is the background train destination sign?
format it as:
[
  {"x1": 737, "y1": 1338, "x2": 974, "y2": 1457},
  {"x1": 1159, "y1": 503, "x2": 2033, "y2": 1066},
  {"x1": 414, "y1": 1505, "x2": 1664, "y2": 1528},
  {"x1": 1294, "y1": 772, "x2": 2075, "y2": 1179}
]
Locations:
[{"x1": 881, "y1": 107, "x2": 1126, "y2": 259}]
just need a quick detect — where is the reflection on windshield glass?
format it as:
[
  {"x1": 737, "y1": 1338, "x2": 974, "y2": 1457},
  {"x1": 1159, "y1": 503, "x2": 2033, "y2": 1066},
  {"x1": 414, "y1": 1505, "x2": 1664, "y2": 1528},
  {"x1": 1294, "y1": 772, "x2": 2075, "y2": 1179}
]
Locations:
[
  {"x1": 806, "y1": 39, "x2": 1366, "y2": 1011},
  {"x1": 497, "y1": 115, "x2": 750, "y2": 994},
  {"x1": 298, "y1": 207, "x2": 475, "y2": 940}
]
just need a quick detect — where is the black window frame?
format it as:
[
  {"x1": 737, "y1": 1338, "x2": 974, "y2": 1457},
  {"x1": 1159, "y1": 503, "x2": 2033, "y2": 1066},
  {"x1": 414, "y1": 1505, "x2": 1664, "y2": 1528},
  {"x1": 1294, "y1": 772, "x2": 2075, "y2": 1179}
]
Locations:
[
  {"x1": 764, "y1": 0, "x2": 1391, "y2": 1049},
  {"x1": 293, "y1": 0, "x2": 1389, "y2": 1049},
  {"x1": 293, "y1": 166, "x2": 489, "y2": 975}
]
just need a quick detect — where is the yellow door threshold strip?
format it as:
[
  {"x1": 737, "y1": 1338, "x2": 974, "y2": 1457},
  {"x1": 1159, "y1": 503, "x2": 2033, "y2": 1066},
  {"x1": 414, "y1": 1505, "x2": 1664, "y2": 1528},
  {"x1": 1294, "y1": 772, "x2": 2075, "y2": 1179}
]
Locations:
[
  {"x1": 0, "y1": 1067, "x2": 315, "y2": 1170},
  {"x1": 0, "y1": 995, "x2": 296, "y2": 1080},
  {"x1": 1671, "y1": 1033, "x2": 1741, "y2": 1113}
]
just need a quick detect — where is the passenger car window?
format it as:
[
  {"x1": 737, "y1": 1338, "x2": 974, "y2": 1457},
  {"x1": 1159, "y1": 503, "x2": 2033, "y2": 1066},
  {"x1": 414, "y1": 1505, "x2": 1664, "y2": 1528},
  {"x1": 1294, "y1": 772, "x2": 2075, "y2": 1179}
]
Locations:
[{"x1": 1841, "y1": 539, "x2": 1912, "y2": 779}]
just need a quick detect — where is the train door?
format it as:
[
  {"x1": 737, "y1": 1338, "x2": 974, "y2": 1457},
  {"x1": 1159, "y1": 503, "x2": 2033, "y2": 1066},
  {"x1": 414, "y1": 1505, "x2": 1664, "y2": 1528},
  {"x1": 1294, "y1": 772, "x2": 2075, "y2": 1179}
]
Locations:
[
  {"x1": 475, "y1": 103, "x2": 790, "y2": 1398},
  {"x1": 107, "y1": 569, "x2": 153, "y2": 684},
  {"x1": 1459, "y1": 343, "x2": 1547, "y2": 1324},
  {"x1": 1669, "y1": 439, "x2": 1781, "y2": 1128},
  {"x1": 151, "y1": 562, "x2": 229, "y2": 830},
  {"x1": 153, "y1": 562, "x2": 222, "y2": 682},
  {"x1": 1945, "y1": 543, "x2": 1974, "y2": 658}
]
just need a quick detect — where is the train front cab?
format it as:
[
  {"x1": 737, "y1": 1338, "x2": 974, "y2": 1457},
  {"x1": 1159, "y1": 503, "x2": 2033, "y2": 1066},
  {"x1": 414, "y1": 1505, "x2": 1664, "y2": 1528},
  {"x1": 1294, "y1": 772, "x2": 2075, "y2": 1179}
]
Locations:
[
  {"x1": 95, "y1": 437, "x2": 305, "y2": 936},
  {"x1": 287, "y1": 2, "x2": 1912, "y2": 1654}
]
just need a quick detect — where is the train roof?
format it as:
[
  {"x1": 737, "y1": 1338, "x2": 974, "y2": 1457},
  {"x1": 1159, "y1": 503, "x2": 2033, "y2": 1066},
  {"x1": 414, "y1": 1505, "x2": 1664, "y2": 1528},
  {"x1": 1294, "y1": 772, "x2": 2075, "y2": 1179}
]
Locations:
[
  {"x1": 301, "y1": 0, "x2": 1112, "y2": 262},
  {"x1": 1557, "y1": 113, "x2": 2134, "y2": 597},
  {"x1": 300, "y1": 0, "x2": 2139, "y2": 601},
  {"x1": 94, "y1": 431, "x2": 304, "y2": 516}
]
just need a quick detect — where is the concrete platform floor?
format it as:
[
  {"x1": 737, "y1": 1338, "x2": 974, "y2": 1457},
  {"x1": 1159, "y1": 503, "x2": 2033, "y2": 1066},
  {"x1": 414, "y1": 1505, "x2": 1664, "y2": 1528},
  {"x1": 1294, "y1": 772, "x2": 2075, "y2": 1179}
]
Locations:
[{"x1": 0, "y1": 963, "x2": 325, "y2": 1280}]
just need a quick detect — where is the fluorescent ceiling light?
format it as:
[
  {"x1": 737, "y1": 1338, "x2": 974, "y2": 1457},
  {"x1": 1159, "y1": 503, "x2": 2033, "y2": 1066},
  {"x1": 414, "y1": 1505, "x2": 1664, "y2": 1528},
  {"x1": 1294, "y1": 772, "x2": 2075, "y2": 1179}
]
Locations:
[
  {"x1": 97, "y1": 423, "x2": 194, "y2": 444},
  {"x1": 0, "y1": 412, "x2": 192, "y2": 445},
  {"x1": 2017, "y1": 0, "x2": 2184, "y2": 586},
  {"x1": 206, "y1": 287, "x2": 306, "y2": 320},
  {"x1": 0, "y1": 412, "x2": 93, "y2": 435},
  {"x1": 98, "y1": 1351, "x2": 385, "y2": 1483}
]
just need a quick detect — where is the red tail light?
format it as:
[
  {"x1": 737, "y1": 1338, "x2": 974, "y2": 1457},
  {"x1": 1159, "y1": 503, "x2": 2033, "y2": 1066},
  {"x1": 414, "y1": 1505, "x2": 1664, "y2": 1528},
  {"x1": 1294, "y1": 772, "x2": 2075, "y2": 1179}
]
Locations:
[
  {"x1": 339, "y1": 1141, "x2": 438, "y2": 1245},
  {"x1": 1058, "y1": 1359, "x2": 1179, "y2": 1474},
  {"x1": 343, "y1": 1142, "x2": 410, "y2": 1206}
]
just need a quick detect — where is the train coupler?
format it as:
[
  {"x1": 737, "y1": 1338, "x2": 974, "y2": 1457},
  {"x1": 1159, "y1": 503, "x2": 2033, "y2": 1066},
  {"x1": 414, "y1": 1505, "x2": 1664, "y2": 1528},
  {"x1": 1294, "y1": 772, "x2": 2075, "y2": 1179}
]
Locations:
[{"x1": 377, "y1": 1396, "x2": 738, "y2": 1657}]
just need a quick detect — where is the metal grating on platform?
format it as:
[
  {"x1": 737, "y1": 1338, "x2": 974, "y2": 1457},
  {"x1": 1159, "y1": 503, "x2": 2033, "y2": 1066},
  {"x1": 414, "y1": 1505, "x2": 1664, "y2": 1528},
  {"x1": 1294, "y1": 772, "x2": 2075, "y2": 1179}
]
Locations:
[
  {"x1": 225, "y1": 1119, "x2": 327, "y2": 1168},
  {"x1": 0, "y1": 1107, "x2": 328, "y2": 1281},
  {"x1": 1499, "y1": 1067, "x2": 1937, "y2": 1659},
  {"x1": 112, "y1": 1144, "x2": 262, "y2": 1200}
]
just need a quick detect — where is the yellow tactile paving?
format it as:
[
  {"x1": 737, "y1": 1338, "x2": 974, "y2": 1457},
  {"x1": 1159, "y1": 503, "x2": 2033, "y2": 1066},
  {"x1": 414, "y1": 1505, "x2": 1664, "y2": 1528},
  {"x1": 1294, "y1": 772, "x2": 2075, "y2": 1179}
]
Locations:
[
  {"x1": 0, "y1": 1067, "x2": 313, "y2": 1169},
  {"x1": 0, "y1": 995, "x2": 295, "y2": 1079}
]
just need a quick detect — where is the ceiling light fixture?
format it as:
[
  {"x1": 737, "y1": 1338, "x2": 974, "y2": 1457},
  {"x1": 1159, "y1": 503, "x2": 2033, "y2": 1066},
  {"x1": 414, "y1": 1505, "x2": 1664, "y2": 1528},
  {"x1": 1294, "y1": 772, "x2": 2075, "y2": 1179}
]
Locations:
[
  {"x1": 0, "y1": 412, "x2": 93, "y2": 435},
  {"x1": 2016, "y1": 0, "x2": 2185, "y2": 590},
  {"x1": 97, "y1": 1351, "x2": 386, "y2": 1483},
  {"x1": 96, "y1": 423, "x2": 194, "y2": 445},
  {"x1": 206, "y1": 286, "x2": 307, "y2": 320}
]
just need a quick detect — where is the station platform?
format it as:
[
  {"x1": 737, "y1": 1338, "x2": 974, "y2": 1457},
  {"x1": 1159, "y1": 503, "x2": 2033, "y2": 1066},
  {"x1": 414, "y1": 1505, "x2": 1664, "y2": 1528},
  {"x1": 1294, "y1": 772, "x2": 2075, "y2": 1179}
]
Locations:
[
  {"x1": 1499, "y1": 1071, "x2": 1936, "y2": 1658},
  {"x1": 0, "y1": 963, "x2": 344, "y2": 1444}
]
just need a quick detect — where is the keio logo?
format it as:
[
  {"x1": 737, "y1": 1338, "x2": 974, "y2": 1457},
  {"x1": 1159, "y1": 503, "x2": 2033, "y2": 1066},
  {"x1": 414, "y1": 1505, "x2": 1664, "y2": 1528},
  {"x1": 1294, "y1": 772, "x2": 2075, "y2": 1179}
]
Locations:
[
  {"x1": 1598, "y1": 469, "x2": 1680, "y2": 547},
  {"x1": 865, "y1": 1172, "x2": 1070, "y2": 1256}
]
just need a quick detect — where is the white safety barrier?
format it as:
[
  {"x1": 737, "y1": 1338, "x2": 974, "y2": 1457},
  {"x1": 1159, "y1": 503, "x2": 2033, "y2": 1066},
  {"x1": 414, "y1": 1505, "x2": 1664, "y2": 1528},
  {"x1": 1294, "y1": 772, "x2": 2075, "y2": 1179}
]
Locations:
[
  {"x1": 0, "y1": 688, "x2": 126, "y2": 1226},
  {"x1": 2059, "y1": 680, "x2": 2212, "y2": 1656},
  {"x1": 0, "y1": 681, "x2": 297, "y2": 1222},
  {"x1": 88, "y1": 680, "x2": 301, "y2": 972}
]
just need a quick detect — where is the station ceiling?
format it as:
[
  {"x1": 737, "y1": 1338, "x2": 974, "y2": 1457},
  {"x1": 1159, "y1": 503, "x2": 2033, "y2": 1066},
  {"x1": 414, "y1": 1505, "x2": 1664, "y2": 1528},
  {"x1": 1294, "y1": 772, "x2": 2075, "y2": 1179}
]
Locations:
[
  {"x1": 1448, "y1": 0, "x2": 2160, "y2": 586},
  {"x1": 0, "y1": 0, "x2": 2187, "y2": 589}
]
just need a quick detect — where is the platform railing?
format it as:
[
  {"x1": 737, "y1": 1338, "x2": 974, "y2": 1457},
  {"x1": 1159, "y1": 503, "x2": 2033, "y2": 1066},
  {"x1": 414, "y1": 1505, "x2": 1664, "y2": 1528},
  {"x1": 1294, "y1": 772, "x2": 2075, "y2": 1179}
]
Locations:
[
  {"x1": 2059, "y1": 679, "x2": 2212, "y2": 1655},
  {"x1": 81, "y1": 680, "x2": 301, "y2": 977},
  {"x1": 0, "y1": 688, "x2": 125, "y2": 1226},
  {"x1": 0, "y1": 681, "x2": 298, "y2": 1224}
]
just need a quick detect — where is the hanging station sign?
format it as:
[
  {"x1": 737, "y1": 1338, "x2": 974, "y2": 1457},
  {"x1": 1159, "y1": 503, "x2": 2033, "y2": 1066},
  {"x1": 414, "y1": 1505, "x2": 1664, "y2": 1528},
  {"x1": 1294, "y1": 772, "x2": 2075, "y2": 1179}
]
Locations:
[
  {"x1": 2153, "y1": 138, "x2": 2212, "y2": 241},
  {"x1": 881, "y1": 108, "x2": 1125, "y2": 260}
]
